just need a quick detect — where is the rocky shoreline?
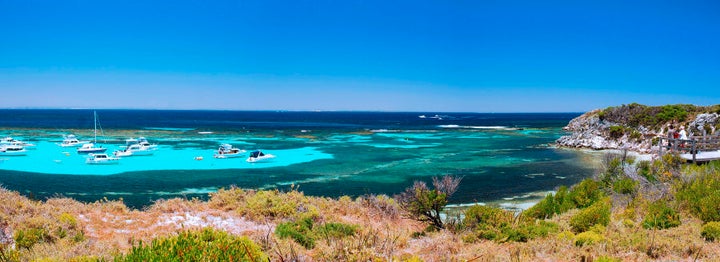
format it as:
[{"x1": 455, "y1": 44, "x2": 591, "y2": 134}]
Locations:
[{"x1": 556, "y1": 106, "x2": 719, "y2": 153}]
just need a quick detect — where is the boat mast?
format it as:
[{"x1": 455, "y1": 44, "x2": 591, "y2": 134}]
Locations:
[{"x1": 93, "y1": 111, "x2": 97, "y2": 143}]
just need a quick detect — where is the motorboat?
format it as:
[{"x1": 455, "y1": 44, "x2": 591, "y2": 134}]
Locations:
[
  {"x1": 113, "y1": 143, "x2": 156, "y2": 157},
  {"x1": 59, "y1": 134, "x2": 89, "y2": 147},
  {"x1": 246, "y1": 150, "x2": 275, "y2": 163},
  {"x1": 77, "y1": 111, "x2": 108, "y2": 154},
  {"x1": 214, "y1": 144, "x2": 246, "y2": 159},
  {"x1": 86, "y1": 153, "x2": 119, "y2": 165},
  {"x1": 1, "y1": 137, "x2": 36, "y2": 148},
  {"x1": 77, "y1": 143, "x2": 107, "y2": 154},
  {"x1": 136, "y1": 137, "x2": 158, "y2": 149},
  {"x1": 0, "y1": 144, "x2": 27, "y2": 156}
]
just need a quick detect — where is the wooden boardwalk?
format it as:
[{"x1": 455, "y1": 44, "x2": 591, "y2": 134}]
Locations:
[{"x1": 658, "y1": 136, "x2": 720, "y2": 163}]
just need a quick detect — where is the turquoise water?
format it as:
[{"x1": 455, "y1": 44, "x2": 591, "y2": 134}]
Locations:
[
  {"x1": 1, "y1": 141, "x2": 331, "y2": 175},
  {"x1": 0, "y1": 110, "x2": 594, "y2": 208}
]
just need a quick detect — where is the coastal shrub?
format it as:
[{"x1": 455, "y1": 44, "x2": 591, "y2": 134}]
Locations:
[
  {"x1": 569, "y1": 179, "x2": 603, "y2": 208},
  {"x1": 676, "y1": 162, "x2": 720, "y2": 222},
  {"x1": 696, "y1": 192, "x2": 720, "y2": 222},
  {"x1": 574, "y1": 231, "x2": 604, "y2": 246},
  {"x1": 599, "y1": 103, "x2": 696, "y2": 129},
  {"x1": 636, "y1": 161, "x2": 654, "y2": 181},
  {"x1": 600, "y1": 156, "x2": 623, "y2": 187},
  {"x1": 316, "y1": 222, "x2": 358, "y2": 239},
  {"x1": 642, "y1": 201, "x2": 680, "y2": 230},
  {"x1": 652, "y1": 153, "x2": 685, "y2": 181},
  {"x1": 629, "y1": 130, "x2": 643, "y2": 141},
  {"x1": 570, "y1": 198, "x2": 611, "y2": 233},
  {"x1": 58, "y1": 213, "x2": 78, "y2": 229},
  {"x1": 0, "y1": 246, "x2": 19, "y2": 262},
  {"x1": 574, "y1": 224, "x2": 605, "y2": 247},
  {"x1": 556, "y1": 230, "x2": 574, "y2": 241},
  {"x1": 464, "y1": 205, "x2": 558, "y2": 243},
  {"x1": 396, "y1": 175, "x2": 461, "y2": 230},
  {"x1": 702, "y1": 222, "x2": 720, "y2": 241},
  {"x1": 117, "y1": 228, "x2": 267, "y2": 261},
  {"x1": 463, "y1": 205, "x2": 513, "y2": 228},
  {"x1": 608, "y1": 125, "x2": 625, "y2": 139},
  {"x1": 613, "y1": 178, "x2": 638, "y2": 195},
  {"x1": 242, "y1": 189, "x2": 318, "y2": 220},
  {"x1": 208, "y1": 186, "x2": 247, "y2": 210},
  {"x1": 276, "y1": 218, "x2": 316, "y2": 249},
  {"x1": 596, "y1": 256, "x2": 621, "y2": 262},
  {"x1": 522, "y1": 186, "x2": 574, "y2": 219},
  {"x1": 14, "y1": 227, "x2": 47, "y2": 249},
  {"x1": 275, "y1": 217, "x2": 359, "y2": 249},
  {"x1": 358, "y1": 194, "x2": 400, "y2": 219}
]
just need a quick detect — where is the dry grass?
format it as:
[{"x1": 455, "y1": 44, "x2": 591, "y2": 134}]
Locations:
[{"x1": 1, "y1": 185, "x2": 720, "y2": 261}]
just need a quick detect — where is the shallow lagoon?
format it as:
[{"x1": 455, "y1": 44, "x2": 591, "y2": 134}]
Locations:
[
  {"x1": 0, "y1": 141, "x2": 332, "y2": 175},
  {"x1": 0, "y1": 110, "x2": 593, "y2": 208}
]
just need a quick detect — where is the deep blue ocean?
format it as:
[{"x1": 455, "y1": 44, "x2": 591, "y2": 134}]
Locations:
[{"x1": 0, "y1": 109, "x2": 593, "y2": 209}]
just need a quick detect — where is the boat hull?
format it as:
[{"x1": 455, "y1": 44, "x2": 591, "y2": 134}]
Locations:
[
  {"x1": 77, "y1": 148, "x2": 108, "y2": 154},
  {"x1": 0, "y1": 150, "x2": 27, "y2": 156},
  {"x1": 246, "y1": 154, "x2": 275, "y2": 163}
]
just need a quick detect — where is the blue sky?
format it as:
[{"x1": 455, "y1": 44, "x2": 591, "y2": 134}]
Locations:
[{"x1": 1, "y1": 1, "x2": 718, "y2": 112}]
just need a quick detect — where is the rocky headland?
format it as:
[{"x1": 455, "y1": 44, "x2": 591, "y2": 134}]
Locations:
[{"x1": 557, "y1": 103, "x2": 720, "y2": 153}]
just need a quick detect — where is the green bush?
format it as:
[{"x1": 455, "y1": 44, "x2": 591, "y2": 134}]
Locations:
[
  {"x1": 570, "y1": 198, "x2": 611, "y2": 233},
  {"x1": 642, "y1": 201, "x2": 681, "y2": 229},
  {"x1": 396, "y1": 176, "x2": 462, "y2": 230},
  {"x1": 608, "y1": 126, "x2": 625, "y2": 139},
  {"x1": 574, "y1": 231, "x2": 604, "y2": 246},
  {"x1": 676, "y1": 162, "x2": 720, "y2": 222},
  {"x1": 569, "y1": 179, "x2": 604, "y2": 208},
  {"x1": 14, "y1": 228, "x2": 47, "y2": 249},
  {"x1": 702, "y1": 221, "x2": 720, "y2": 241},
  {"x1": 629, "y1": 130, "x2": 642, "y2": 141},
  {"x1": 613, "y1": 178, "x2": 638, "y2": 194},
  {"x1": 275, "y1": 217, "x2": 316, "y2": 249},
  {"x1": 522, "y1": 186, "x2": 575, "y2": 220},
  {"x1": 316, "y1": 222, "x2": 358, "y2": 239},
  {"x1": 245, "y1": 190, "x2": 304, "y2": 219},
  {"x1": 694, "y1": 192, "x2": 720, "y2": 223},
  {"x1": 275, "y1": 217, "x2": 359, "y2": 249},
  {"x1": 636, "y1": 161, "x2": 654, "y2": 181},
  {"x1": 116, "y1": 228, "x2": 267, "y2": 261},
  {"x1": 464, "y1": 205, "x2": 513, "y2": 228},
  {"x1": 596, "y1": 255, "x2": 621, "y2": 262}
]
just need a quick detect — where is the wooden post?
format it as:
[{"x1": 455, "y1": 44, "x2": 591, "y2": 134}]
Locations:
[{"x1": 692, "y1": 140, "x2": 697, "y2": 163}]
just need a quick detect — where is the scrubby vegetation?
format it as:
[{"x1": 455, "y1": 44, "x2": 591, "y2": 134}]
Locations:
[
  {"x1": 2, "y1": 154, "x2": 720, "y2": 260},
  {"x1": 598, "y1": 103, "x2": 702, "y2": 129},
  {"x1": 117, "y1": 228, "x2": 267, "y2": 261}
]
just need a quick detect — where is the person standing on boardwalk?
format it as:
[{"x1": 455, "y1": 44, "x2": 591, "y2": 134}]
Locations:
[
  {"x1": 679, "y1": 126, "x2": 688, "y2": 140},
  {"x1": 679, "y1": 125, "x2": 688, "y2": 150}
]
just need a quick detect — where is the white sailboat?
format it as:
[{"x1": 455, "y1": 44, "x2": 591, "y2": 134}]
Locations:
[{"x1": 77, "y1": 111, "x2": 108, "y2": 154}]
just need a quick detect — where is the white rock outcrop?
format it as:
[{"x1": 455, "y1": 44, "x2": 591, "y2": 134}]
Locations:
[{"x1": 554, "y1": 110, "x2": 720, "y2": 153}]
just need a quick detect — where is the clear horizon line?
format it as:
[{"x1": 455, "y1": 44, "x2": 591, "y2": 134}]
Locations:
[{"x1": 0, "y1": 107, "x2": 587, "y2": 114}]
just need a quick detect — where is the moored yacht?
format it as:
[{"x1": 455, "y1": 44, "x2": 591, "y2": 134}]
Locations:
[
  {"x1": 86, "y1": 153, "x2": 120, "y2": 165},
  {"x1": 113, "y1": 143, "x2": 156, "y2": 157},
  {"x1": 214, "y1": 144, "x2": 246, "y2": 159},
  {"x1": 246, "y1": 150, "x2": 275, "y2": 162},
  {"x1": 77, "y1": 111, "x2": 108, "y2": 154},
  {"x1": 59, "y1": 134, "x2": 89, "y2": 147},
  {"x1": 0, "y1": 144, "x2": 27, "y2": 156},
  {"x1": 1, "y1": 137, "x2": 36, "y2": 148},
  {"x1": 77, "y1": 143, "x2": 108, "y2": 154}
]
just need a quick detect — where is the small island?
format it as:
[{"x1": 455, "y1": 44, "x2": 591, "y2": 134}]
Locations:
[{"x1": 1, "y1": 104, "x2": 720, "y2": 261}]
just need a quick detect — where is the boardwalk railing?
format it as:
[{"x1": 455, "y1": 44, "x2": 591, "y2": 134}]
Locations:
[{"x1": 658, "y1": 135, "x2": 720, "y2": 163}]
